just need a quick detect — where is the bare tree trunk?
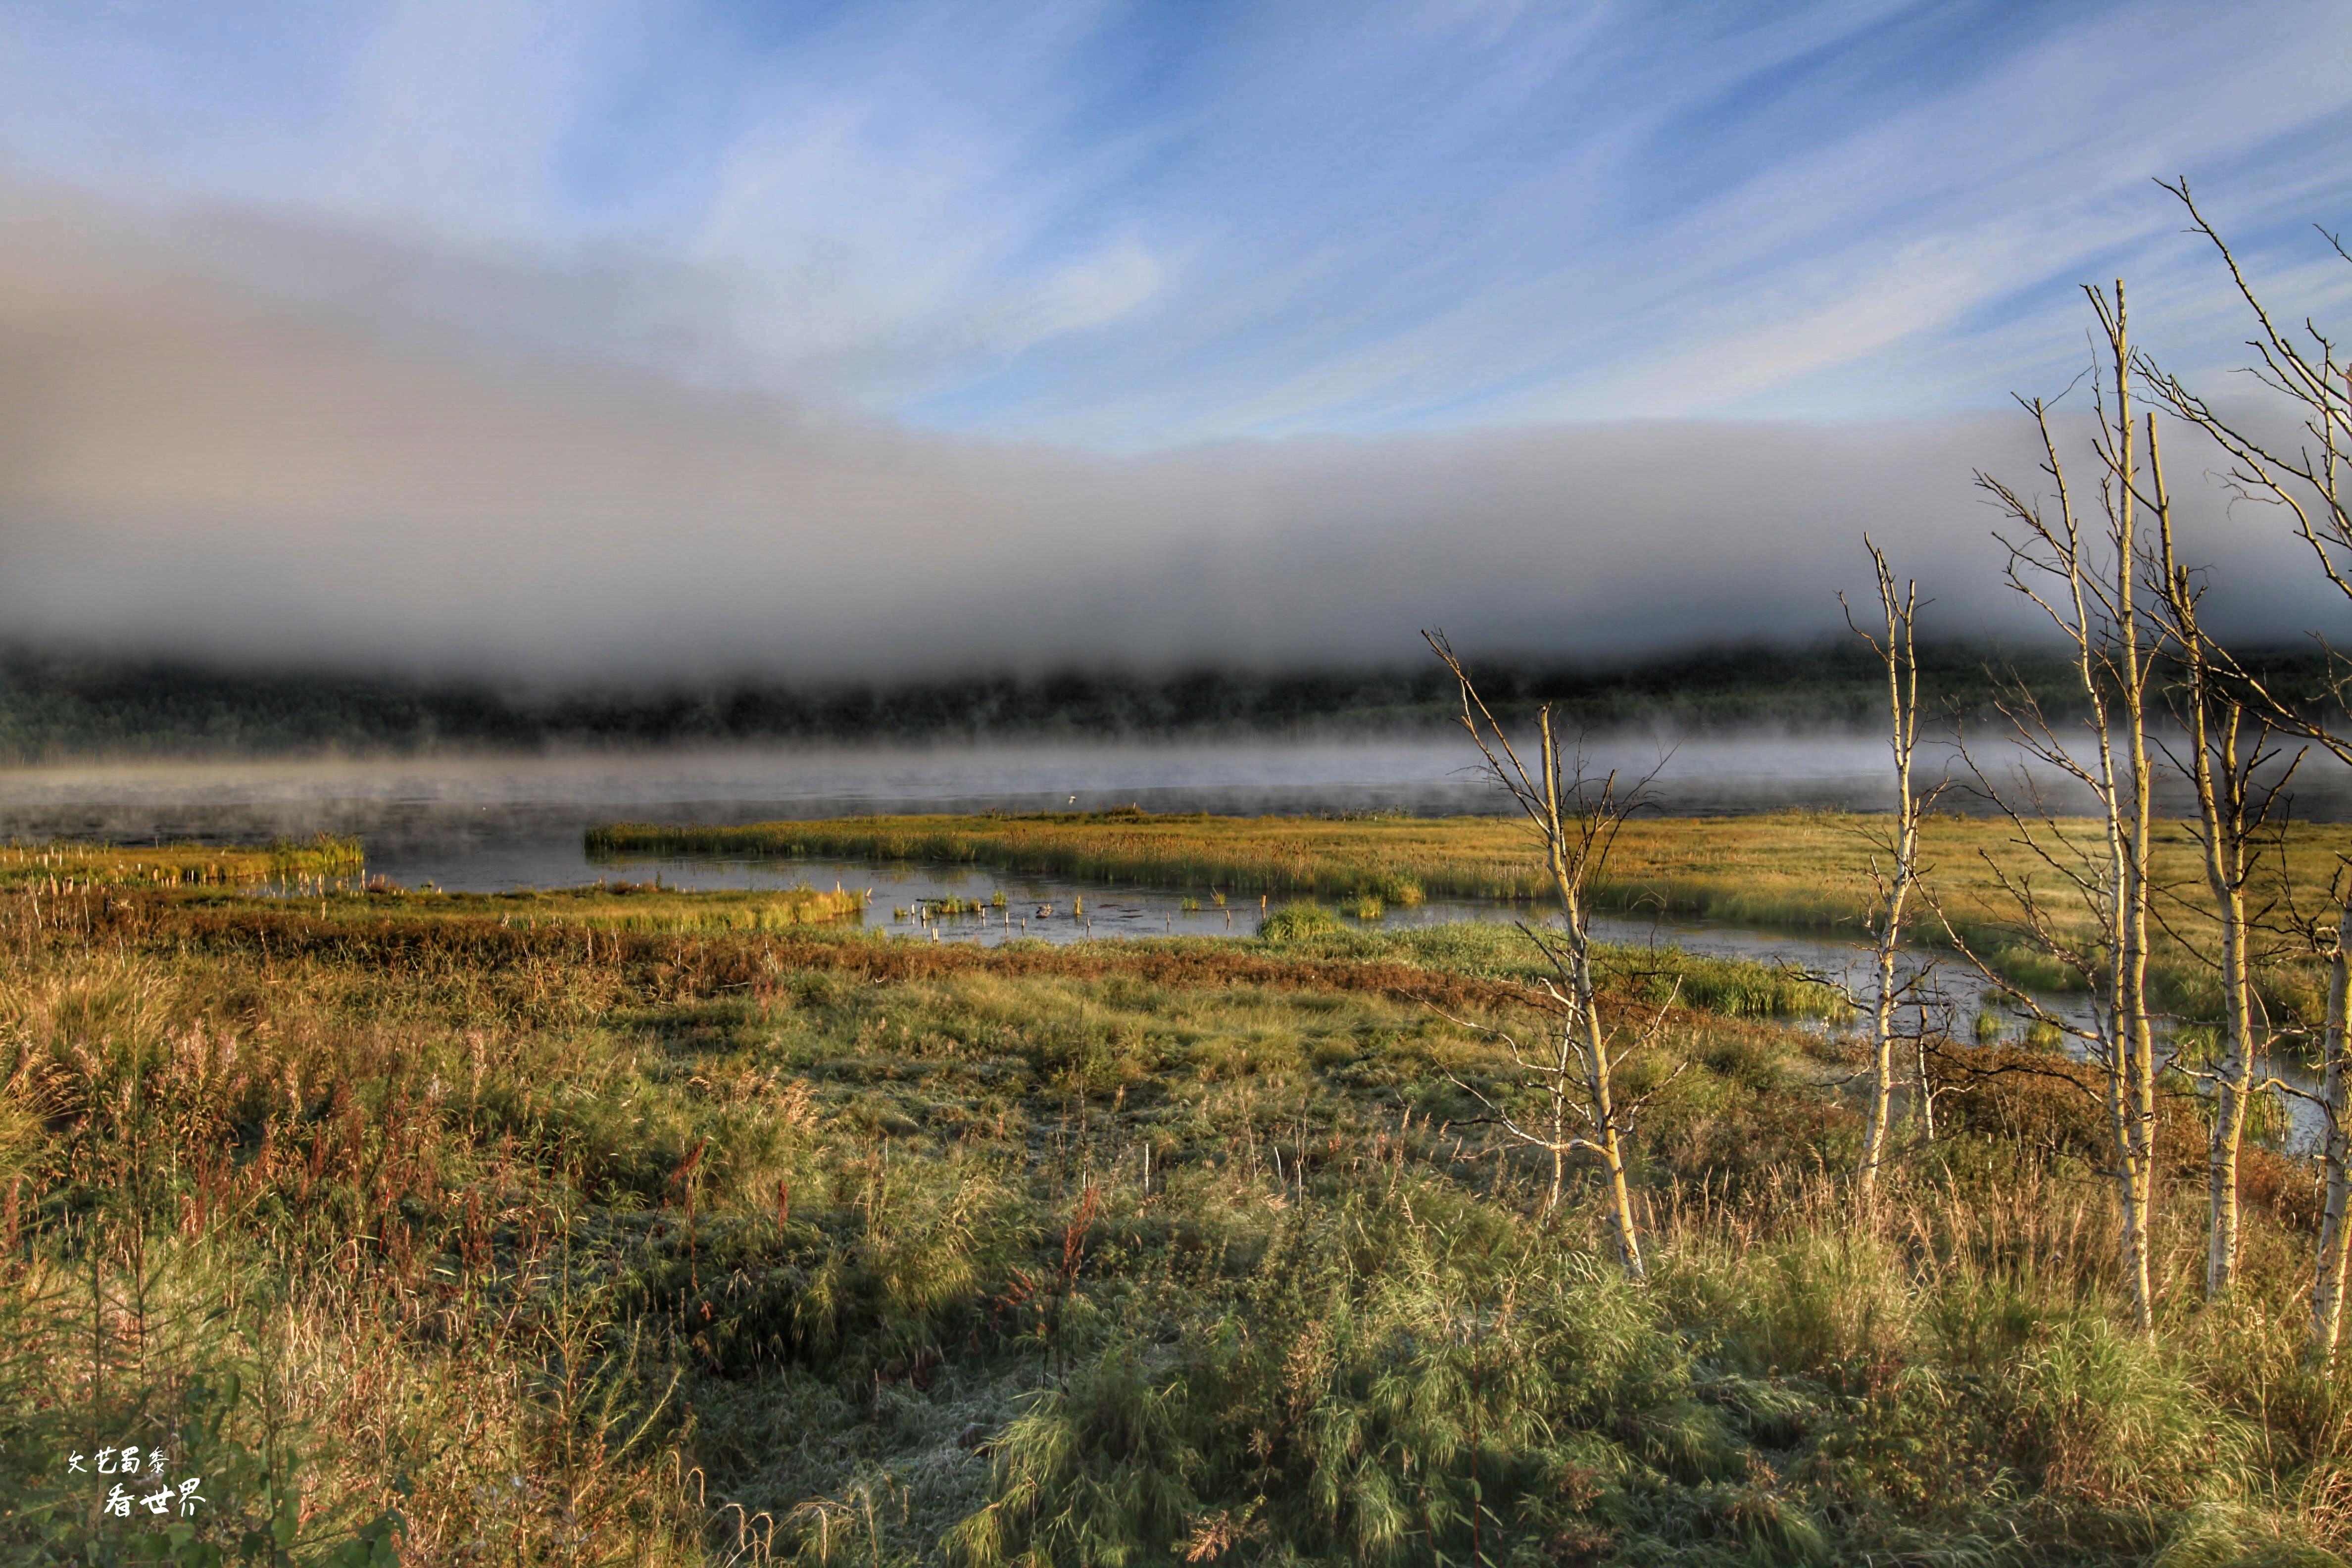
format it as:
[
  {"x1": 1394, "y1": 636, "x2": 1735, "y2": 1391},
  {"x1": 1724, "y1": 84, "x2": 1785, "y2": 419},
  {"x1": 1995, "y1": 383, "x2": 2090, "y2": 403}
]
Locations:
[
  {"x1": 2137, "y1": 178, "x2": 2349, "y2": 1357},
  {"x1": 2196, "y1": 704, "x2": 2256, "y2": 1300},
  {"x1": 2148, "y1": 358, "x2": 2289, "y2": 1302},
  {"x1": 2313, "y1": 885, "x2": 2352, "y2": 1362},
  {"x1": 1971, "y1": 281, "x2": 2165, "y2": 1336},
  {"x1": 1847, "y1": 539, "x2": 1930, "y2": 1215},
  {"x1": 1580, "y1": 955, "x2": 1644, "y2": 1277},
  {"x1": 1545, "y1": 712, "x2": 1645, "y2": 1279},
  {"x1": 1581, "y1": 945, "x2": 1644, "y2": 1277},
  {"x1": 1861, "y1": 905, "x2": 1905, "y2": 1207},
  {"x1": 2110, "y1": 289, "x2": 2161, "y2": 1340},
  {"x1": 1426, "y1": 634, "x2": 1668, "y2": 1280}
]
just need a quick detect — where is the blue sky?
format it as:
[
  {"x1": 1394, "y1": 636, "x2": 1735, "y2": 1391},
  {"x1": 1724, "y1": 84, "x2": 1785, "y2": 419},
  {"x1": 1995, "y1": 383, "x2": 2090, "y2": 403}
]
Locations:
[
  {"x1": 0, "y1": 1, "x2": 2344, "y2": 675},
  {"x1": 7, "y1": 0, "x2": 2349, "y2": 448}
]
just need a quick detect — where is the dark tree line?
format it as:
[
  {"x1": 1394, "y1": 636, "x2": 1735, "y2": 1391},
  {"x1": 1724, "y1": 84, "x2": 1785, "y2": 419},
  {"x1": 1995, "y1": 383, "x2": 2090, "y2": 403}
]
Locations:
[{"x1": 0, "y1": 640, "x2": 2324, "y2": 762}]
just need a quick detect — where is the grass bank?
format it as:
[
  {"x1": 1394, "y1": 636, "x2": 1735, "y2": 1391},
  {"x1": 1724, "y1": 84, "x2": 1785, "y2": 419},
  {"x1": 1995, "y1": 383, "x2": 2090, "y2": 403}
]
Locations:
[
  {"x1": 1, "y1": 862, "x2": 2349, "y2": 1564},
  {"x1": 205, "y1": 880, "x2": 867, "y2": 936}
]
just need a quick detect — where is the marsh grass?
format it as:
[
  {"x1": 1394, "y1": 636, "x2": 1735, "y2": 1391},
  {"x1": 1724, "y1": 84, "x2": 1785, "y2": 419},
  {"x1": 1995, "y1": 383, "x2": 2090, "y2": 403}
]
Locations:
[
  {"x1": 0, "y1": 857, "x2": 2347, "y2": 1563},
  {"x1": 1257, "y1": 901, "x2": 1342, "y2": 942},
  {"x1": 593, "y1": 812, "x2": 2352, "y2": 1026},
  {"x1": 0, "y1": 835, "x2": 364, "y2": 894},
  {"x1": 195, "y1": 880, "x2": 863, "y2": 937}
]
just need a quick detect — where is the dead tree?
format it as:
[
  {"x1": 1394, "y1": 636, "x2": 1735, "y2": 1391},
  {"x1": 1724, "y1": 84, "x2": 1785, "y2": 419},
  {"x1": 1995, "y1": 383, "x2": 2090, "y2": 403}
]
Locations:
[
  {"x1": 2139, "y1": 180, "x2": 2351, "y2": 616},
  {"x1": 2312, "y1": 877, "x2": 2352, "y2": 1360},
  {"x1": 2138, "y1": 178, "x2": 2350, "y2": 1350},
  {"x1": 1425, "y1": 630, "x2": 1660, "y2": 1279},
  {"x1": 1435, "y1": 942, "x2": 1683, "y2": 1249},
  {"x1": 2152, "y1": 508, "x2": 2296, "y2": 1300},
  {"x1": 1840, "y1": 537, "x2": 1943, "y2": 1214},
  {"x1": 1969, "y1": 281, "x2": 2167, "y2": 1336}
]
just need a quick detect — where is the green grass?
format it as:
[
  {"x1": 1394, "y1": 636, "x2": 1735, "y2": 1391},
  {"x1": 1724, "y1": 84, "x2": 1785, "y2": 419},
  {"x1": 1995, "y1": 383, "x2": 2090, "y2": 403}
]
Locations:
[
  {"x1": 0, "y1": 855, "x2": 2346, "y2": 1565},
  {"x1": 1258, "y1": 899, "x2": 1344, "y2": 942}
]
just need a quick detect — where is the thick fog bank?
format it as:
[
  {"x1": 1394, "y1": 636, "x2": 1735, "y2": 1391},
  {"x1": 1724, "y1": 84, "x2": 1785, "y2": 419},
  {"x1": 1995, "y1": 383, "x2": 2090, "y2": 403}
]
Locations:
[{"x1": 0, "y1": 185, "x2": 2333, "y2": 685}]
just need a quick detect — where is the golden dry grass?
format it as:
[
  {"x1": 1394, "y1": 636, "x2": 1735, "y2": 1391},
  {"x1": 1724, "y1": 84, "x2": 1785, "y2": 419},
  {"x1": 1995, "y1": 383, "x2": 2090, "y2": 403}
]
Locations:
[
  {"x1": 3, "y1": 866, "x2": 2351, "y2": 1564},
  {"x1": 279, "y1": 881, "x2": 867, "y2": 935},
  {"x1": 595, "y1": 810, "x2": 2352, "y2": 1015},
  {"x1": 0, "y1": 835, "x2": 364, "y2": 892}
]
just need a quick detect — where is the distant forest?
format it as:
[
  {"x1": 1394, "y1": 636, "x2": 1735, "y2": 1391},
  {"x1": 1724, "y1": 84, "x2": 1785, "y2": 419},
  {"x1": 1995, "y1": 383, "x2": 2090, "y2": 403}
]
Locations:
[{"x1": 0, "y1": 641, "x2": 2330, "y2": 762}]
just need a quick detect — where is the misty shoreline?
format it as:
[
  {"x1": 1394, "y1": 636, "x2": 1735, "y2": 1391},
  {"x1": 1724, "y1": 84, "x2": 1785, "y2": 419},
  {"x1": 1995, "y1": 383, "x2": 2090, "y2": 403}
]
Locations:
[{"x1": 1, "y1": 728, "x2": 2342, "y2": 843}]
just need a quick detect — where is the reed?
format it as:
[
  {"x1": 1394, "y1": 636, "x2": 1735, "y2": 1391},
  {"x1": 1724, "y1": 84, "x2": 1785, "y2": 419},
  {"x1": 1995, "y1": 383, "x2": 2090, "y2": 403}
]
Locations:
[
  {"x1": 223, "y1": 878, "x2": 859, "y2": 935},
  {"x1": 0, "y1": 833, "x2": 364, "y2": 892}
]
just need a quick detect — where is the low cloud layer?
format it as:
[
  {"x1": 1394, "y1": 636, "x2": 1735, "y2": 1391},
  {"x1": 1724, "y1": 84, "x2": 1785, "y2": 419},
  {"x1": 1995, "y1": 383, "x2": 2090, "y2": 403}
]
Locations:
[{"x1": 0, "y1": 186, "x2": 2329, "y2": 685}]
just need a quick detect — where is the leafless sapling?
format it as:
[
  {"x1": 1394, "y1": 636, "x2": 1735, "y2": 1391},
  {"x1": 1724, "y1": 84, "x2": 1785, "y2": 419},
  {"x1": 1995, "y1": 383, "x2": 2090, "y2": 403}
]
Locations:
[
  {"x1": 1840, "y1": 536, "x2": 1945, "y2": 1214},
  {"x1": 2152, "y1": 493, "x2": 2297, "y2": 1300},
  {"x1": 1425, "y1": 630, "x2": 1668, "y2": 1279}
]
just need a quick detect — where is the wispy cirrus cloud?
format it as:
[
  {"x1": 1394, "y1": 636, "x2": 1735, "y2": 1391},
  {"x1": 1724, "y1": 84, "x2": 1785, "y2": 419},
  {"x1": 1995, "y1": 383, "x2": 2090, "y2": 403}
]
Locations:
[{"x1": 5, "y1": 0, "x2": 2348, "y2": 442}]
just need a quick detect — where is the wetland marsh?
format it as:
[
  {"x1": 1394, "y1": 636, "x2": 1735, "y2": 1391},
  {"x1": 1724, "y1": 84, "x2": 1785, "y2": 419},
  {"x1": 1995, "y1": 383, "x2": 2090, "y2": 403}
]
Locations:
[
  {"x1": 5, "y1": 750, "x2": 2352, "y2": 1564},
  {"x1": 10, "y1": 10, "x2": 2350, "y2": 1562}
]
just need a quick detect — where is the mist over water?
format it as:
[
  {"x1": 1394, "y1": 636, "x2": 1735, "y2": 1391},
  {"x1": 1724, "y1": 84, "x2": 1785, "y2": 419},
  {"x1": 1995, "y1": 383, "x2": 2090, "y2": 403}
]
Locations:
[{"x1": 1, "y1": 729, "x2": 2342, "y2": 890}]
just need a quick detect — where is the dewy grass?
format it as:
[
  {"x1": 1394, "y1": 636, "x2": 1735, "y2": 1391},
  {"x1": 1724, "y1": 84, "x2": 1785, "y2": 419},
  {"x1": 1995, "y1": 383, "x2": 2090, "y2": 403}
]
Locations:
[{"x1": 2, "y1": 850, "x2": 2349, "y2": 1564}]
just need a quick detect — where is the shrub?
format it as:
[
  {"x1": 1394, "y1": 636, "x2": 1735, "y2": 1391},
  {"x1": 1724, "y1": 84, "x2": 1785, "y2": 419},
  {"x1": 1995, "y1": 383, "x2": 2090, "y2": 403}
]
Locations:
[{"x1": 1259, "y1": 901, "x2": 1343, "y2": 942}]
